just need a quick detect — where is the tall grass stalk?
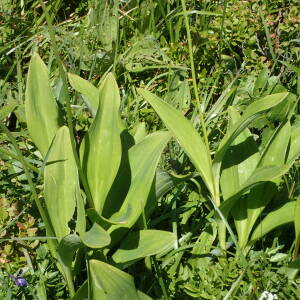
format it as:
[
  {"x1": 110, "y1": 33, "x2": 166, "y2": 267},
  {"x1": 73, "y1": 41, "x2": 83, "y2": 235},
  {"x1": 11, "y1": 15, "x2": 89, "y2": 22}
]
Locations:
[{"x1": 180, "y1": 0, "x2": 212, "y2": 167}]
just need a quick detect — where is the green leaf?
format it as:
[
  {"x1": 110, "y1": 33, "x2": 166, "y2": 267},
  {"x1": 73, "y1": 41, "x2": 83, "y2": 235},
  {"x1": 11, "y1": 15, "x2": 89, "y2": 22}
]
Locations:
[
  {"x1": 155, "y1": 169, "x2": 190, "y2": 200},
  {"x1": 250, "y1": 201, "x2": 296, "y2": 242},
  {"x1": 220, "y1": 164, "x2": 292, "y2": 217},
  {"x1": 90, "y1": 0, "x2": 118, "y2": 52},
  {"x1": 215, "y1": 93, "x2": 289, "y2": 166},
  {"x1": 258, "y1": 122, "x2": 291, "y2": 167},
  {"x1": 58, "y1": 234, "x2": 83, "y2": 267},
  {"x1": 253, "y1": 69, "x2": 269, "y2": 97},
  {"x1": 138, "y1": 88, "x2": 215, "y2": 197},
  {"x1": 219, "y1": 107, "x2": 260, "y2": 248},
  {"x1": 213, "y1": 93, "x2": 289, "y2": 187},
  {"x1": 89, "y1": 260, "x2": 141, "y2": 300},
  {"x1": 281, "y1": 258, "x2": 300, "y2": 280},
  {"x1": 68, "y1": 73, "x2": 99, "y2": 116},
  {"x1": 72, "y1": 281, "x2": 88, "y2": 300},
  {"x1": 101, "y1": 130, "x2": 135, "y2": 219},
  {"x1": 0, "y1": 102, "x2": 17, "y2": 122},
  {"x1": 81, "y1": 223, "x2": 111, "y2": 249},
  {"x1": 288, "y1": 120, "x2": 300, "y2": 162},
  {"x1": 108, "y1": 131, "x2": 171, "y2": 246},
  {"x1": 112, "y1": 230, "x2": 176, "y2": 263},
  {"x1": 25, "y1": 53, "x2": 62, "y2": 157},
  {"x1": 80, "y1": 73, "x2": 121, "y2": 214},
  {"x1": 295, "y1": 195, "x2": 300, "y2": 258},
  {"x1": 220, "y1": 107, "x2": 260, "y2": 200},
  {"x1": 137, "y1": 291, "x2": 153, "y2": 300},
  {"x1": 234, "y1": 122, "x2": 291, "y2": 248},
  {"x1": 87, "y1": 208, "x2": 131, "y2": 230},
  {"x1": 44, "y1": 126, "x2": 82, "y2": 238},
  {"x1": 131, "y1": 122, "x2": 147, "y2": 144}
]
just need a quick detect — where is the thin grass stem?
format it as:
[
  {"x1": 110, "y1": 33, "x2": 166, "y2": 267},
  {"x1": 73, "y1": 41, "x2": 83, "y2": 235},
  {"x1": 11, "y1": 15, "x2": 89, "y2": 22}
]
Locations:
[{"x1": 180, "y1": 0, "x2": 211, "y2": 164}]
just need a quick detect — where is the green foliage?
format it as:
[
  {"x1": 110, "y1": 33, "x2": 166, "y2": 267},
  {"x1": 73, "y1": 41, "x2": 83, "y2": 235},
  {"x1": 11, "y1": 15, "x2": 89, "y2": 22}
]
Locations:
[{"x1": 1, "y1": 0, "x2": 300, "y2": 298}]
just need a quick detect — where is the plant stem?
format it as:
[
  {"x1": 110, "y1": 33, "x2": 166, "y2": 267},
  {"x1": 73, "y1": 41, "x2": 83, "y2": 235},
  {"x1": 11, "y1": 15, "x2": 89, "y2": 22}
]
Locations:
[
  {"x1": 180, "y1": 0, "x2": 211, "y2": 164},
  {"x1": 181, "y1": 0, "x2": 220, "y2": 209},
  {"x1": 219, "y1": 0, "x2": 228, "y2": 62},
  {"x1": 152, "y1": 257, "x2": 169, "y2": 300}
]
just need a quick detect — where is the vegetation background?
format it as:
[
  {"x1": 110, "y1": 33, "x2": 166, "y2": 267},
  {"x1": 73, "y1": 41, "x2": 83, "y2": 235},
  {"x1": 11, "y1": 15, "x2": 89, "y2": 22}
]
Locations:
[{"x1": 0, "y1": 0, "x2": 300, "y2": 299}]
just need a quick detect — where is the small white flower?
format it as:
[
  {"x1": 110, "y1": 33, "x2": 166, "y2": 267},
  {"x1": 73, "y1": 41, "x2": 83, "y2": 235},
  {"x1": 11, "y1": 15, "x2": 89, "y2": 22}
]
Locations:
[{"x1": 258, "y1": 291, "x2": 278, "y2": 300}]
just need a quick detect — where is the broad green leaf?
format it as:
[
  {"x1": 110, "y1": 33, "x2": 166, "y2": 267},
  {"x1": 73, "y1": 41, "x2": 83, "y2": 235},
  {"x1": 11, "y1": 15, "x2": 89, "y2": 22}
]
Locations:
[
  {"x1": 101, "y1": 130, "x2": 135, "y2": 219},
  {"x1": 232, "y1": 183, "x2": 276, "y2": 248},
  {"x1": 44, "y1": 126, "x2": 81, "y2": 238},
  {"x1": 138, "y1": 88, "x2": 215, "y2": 197},
  {"x1": 89, "y1": 260, "x2": 140, "y2": 300},
  {"x1": 72, "y1": 281, "x2": 88, "y2": 300},
  {"x1": 189, "y1": 222, "x2": 217, "y2": 270},
  {"x1": 250, "y1": 201, "x2": 296, "y2": 242},
  {"x1": 131, "y1": 122, "x2": 147, "y2": 144},
  {"x1": 25, "y1": 53, "x2": 62, "y2": 157},
  {"x1": 112, "y1": 230, "x2": 176, "y2": 263},
  {"x1": 220, "y1": 164, "x2": 292, "y2": 217},
  {"x1": 68, "y1": 73, "x2": 99, "y2": 116},
  {"x1": 281, "y1": 258, "x2": 300, "y2": 280},
  {"x1": 81, "y1": 223, "x2": 111, "y2": 249},
  {"x1": 288, "y1": 119, "x2": 300, "y2": 162},
  {"x1": 253, "y1": 69, "x2": 269, "y2": 97},
  {"x1": 0, "y1": 102, "x2": 17, "y2": 121},
  {"x1": 80, "y1": 73, "x2": 121, "y2": 214},
  {"x1": 258, "y1": 122, "x2": 291, "y2": 167},
  {"x1": 164, "y1": 71, "x2": 190, "y2": 112},
  {"x1": 206, "y1": 85, "x2": 237, "y2": 123},
  {"x1": 234, "y1": 122, "x2": 292, "y2": 247},
  {"x1": 295, "y1": 195, "x2": 300, "y2": 259},
  {"x1": 58, "y1": 234, "x2": 83, "y2": 267},
  {"x1": 137, "y1": 291, "x2": 153, "y2": 300},
  {"x1": 220, "y1": 107, "x2": 260, "y2": 200},
  {"x1": 213, "y1": 93, "x2": 289, "y2": 182},
  {"x1": 108, "y1": 131, "x2": 171, "y2": 245},
  {"x1": 233, "y1": 122, "x2": 291, "y2": 248},
  {"x1": 215, "y1": 93, "x2": 289, "y2": 162},
  {"x1": 220, "y1": 107, "x2": 260, "y2": 248},
  {"x1": 155, "y1": 169, "x2": 191, "y2": 200},
  {"x1": 86, "y1": 208, "x2": 131, "y2": 231}
]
